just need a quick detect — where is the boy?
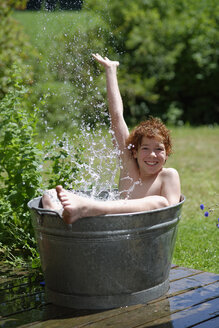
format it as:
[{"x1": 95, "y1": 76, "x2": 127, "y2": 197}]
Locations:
[{"x1": 42, "y1": 54, "x2": 181, "y2": 223}]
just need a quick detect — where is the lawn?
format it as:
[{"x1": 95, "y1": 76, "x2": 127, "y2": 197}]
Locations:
[
  {"x1": 13, "y1": 10, "x2": 100, "y2": 47},
  {"x1": 13, "y1": 10, "x2": 219, "y2": 274},
  {"x1": 168, "y1": 126, "x2": 219, "y2": 273}
]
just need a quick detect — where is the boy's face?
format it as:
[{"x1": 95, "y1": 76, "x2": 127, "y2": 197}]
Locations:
[{"x1": 133, "y1": 136, "x2": 167, "y2": 176}]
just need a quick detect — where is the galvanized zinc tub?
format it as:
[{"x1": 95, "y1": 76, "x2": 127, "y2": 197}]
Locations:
[{"x1": 28, "y1": 193, "x2": 185, "y2": 310}]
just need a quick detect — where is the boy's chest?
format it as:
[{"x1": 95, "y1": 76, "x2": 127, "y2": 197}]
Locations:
[{"x1": 119, "y1": 174, "x2": 162, "y2": 199}]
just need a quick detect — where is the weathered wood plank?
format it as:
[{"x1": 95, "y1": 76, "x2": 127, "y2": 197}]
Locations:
[
  {"x1": 17, "y1": 281, "x2": 219, "y2": 328},
  {"x1": 0, "y1": 271, "x2": 43, "y2": 293},
  {"x1": 168, "y1": 272, "x2": 219, "y2": 295},
  {"x1": 169, "y1": 266, "x2": 202, "y2": 281},
  {"x1": 139, "y1": 297, "x2": 219, "y2": 328},
  {"x1": 0, "y1": 291, "x2": 46, "y2": 317},
  {"x1": 192, "y1": 316, "x2": 219, "y2": 328},
  {"x1": 185, "y1": 271, "x2": 219, "y2": 284},
  {"x1": 79, "y1": 287, "x2": 219, "y2": 328},
  {"x1": 0, "y1": 282, "x2": 44, "y2": 304},
  {"x1": 2, "y1": 304, "x2": 140, "y2": 328},
  {"x1": 168, "y1": 282, "x2": 219, "y2": 310},
  {"x1": 0, "y1": 264, "x2": 34, "y2": 285},
  {"x1": 0, "y1": 270, "x2": 45, "y2": 319},
  {"x1": 1, "y1": 266, "x2": 219, "y2": 328}
]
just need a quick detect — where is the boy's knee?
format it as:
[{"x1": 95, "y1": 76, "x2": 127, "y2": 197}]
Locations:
[{"x1": 158, "y1": 197, "x2": 169, "y2": 209}]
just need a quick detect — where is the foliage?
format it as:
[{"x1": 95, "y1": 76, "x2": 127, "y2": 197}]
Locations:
[
  {"x1": 13, "y1": 1, "x2": 219, "y2": 128},
  {"x1": 26, "y1": 0, "x2": 83, "y2": 11},
  {"x1": 85, "y1": 0, "x2": 219, "y2": 125},
  {"x1": 0, "y1": 74, "x2": 42, "y2": 265},
  {"x1": 0, "y1": 0, "x2": 34, "y2": 100},
  {"x1": 0, "y1": 1, "x2": 41, "y2": 265},
  {"x1": 43, "y1": 134, "x2": 85, "y2": 190},
  {"x1": 0, "y1": 73, "x2": 85, "y2": 266}
]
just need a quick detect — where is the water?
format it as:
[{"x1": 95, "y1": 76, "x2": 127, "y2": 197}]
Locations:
[
  {"x1": 47, "y1": 125, "x2": 121, "y2": 199},
  {"x1": 73, "y1": 127, "x2": 120, "y2": 196},
  {"x1": 33, "y1": 4, "x2": 118, "y2": 133},
  {"x1": 31, "y1": 5, "x2": 125, "y2": 199}
]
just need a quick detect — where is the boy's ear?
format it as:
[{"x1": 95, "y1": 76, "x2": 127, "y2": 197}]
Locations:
[{"x1": 133, "y1": 149, "x2": 137, "y2": 158}]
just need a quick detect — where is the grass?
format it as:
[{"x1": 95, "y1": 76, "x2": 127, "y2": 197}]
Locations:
[
  {"x1": 13, "y1": 10, "x2": 103, "y2": 50},
  {"x1": 168, "y1": 126, "x2": 219, "y2": 273},
  {"x1": 13, "y1": 11, "x2": 219, "y2": 273}
]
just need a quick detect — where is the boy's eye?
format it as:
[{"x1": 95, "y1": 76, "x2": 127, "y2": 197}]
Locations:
[{"x1": 156, "y1": 145, "x2": 165, "y2": 150}]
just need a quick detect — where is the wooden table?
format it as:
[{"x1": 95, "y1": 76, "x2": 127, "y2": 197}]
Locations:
[{"x1": 0, "y1": 264, "x2": 219, "y2": 328}]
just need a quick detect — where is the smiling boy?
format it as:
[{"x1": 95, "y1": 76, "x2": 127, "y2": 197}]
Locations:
[{"x1": 42, "y1": 54, "x2": 181, "y2": 223}]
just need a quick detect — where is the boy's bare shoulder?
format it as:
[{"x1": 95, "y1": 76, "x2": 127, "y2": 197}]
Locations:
[
  {"x1": 160, "y1": 168, "x2": 181, "y2": 205},
  {"x1": 160, "y1": 168, "x2": 180, "y2": 180},
  {"x1": 162, "y1": 167, "x2": 179, "y2": 174}
]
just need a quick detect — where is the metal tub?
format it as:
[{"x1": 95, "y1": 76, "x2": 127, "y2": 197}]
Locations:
[{"x1": 28, "y1": 193, "x2": 185, "y2": 309}]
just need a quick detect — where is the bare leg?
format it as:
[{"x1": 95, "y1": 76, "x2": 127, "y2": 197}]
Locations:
[{"x1": 55, "y1": 185, "x2": 169, "y2": 224}]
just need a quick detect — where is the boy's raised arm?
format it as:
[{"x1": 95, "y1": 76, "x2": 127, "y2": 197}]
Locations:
[{"x1": 92, "y1": 54, "x2": 129, "y2": 153}]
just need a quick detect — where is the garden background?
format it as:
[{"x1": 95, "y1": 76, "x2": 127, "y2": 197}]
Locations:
[{"x1": 0, "y1": 0, "x2": 218, "y2": 272}]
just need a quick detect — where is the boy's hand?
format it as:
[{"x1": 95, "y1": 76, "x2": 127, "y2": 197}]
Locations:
[{"x1": 92, "y1": 53, "x2": 119, "y2": 69}]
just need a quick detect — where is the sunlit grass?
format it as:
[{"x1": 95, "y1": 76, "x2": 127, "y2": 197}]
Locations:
[
  {"x1": 167, "y1": 126, "x2": 219, "y2": 273},
  {"x1": 13, "y1": 10, "x2": 102, "y2": 48}
]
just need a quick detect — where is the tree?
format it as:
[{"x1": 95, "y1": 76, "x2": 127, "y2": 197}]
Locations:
[
  {"x1": 86, "y1": 0, "x2": 219, "y2": 125},
  {"x1": 26, "y1": 0, "x2": 83, "y2": 11}
]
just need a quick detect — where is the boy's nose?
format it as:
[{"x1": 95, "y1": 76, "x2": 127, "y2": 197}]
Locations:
[{"x1": 149, "y1": 151, "x2": 156, "y2": 157}]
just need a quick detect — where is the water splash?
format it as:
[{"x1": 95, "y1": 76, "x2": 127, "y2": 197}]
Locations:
[
  {"x1": 70, "y1": 123, "x2": 121, "y2": 199},
  {"x1": 32, "y1": 5, "x2": 124, "y2": 199},
  {"x1": 32, "y1": 1, "x2": 121, "y2": 132}
]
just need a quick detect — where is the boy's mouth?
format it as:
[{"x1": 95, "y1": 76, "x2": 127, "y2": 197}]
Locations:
[{"x1": 145, "y1": 161, "x2": 158, "y2": 166}]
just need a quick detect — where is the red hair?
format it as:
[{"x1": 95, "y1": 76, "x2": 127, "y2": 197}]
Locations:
[{"x1": 126, "y1": 117, "x2": 172, "y2": 156}]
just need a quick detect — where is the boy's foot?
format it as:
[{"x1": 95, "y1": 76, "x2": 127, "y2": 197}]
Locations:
[
  {"x1": 42, "y1": 190, "x2": 61, "y2": 211},
  {"x1": 56, "y1": 185, "x2": 90, "y2": 224}
]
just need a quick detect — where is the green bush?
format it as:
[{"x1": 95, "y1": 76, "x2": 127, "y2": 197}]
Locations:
[
  {"x1": 0, "y1": 74, "x2": 42, "y2": 265},
  {"x1": 43, "y1": 134, "x2": 85, "y2": 190},
  {"x1": 86, "y1": 0, "x2": 219, "y2": 125},
  {"x1": 0, "y1": 73, "x2": 85, "y2": 266},
  {"x1": 0, "y1": 0, "x2": 34, "y2": 100}
]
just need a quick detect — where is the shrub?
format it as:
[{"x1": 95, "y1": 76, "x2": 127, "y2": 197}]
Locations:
[
  {"x1": 0, "y1": 0, "x2": 34, "y2": 100},
  {"x1": 0, "y1": 73, "x2": 85, "y2": 266},
  {"x1": 26, "y1": 0, "x2": 83, "y2": 11},
  {"x1": 86, "y1": 0, "x2": 219, "y2": 125},
  {"x1": 43, "y1": 133, "x2": 85, "y2": 190},
  {"x1": 0, "y1": 73, "x2": 42, "y2": 265}
]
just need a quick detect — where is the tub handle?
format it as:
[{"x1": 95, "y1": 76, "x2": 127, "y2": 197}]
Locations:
[{"x1": 33, "y1": 207, "x2": 63, "y2": 220}]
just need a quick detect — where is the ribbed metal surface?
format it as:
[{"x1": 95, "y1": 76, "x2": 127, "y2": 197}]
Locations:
[{"x1": 28, "y1": 194, "x2": 185, "y2": 309}]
